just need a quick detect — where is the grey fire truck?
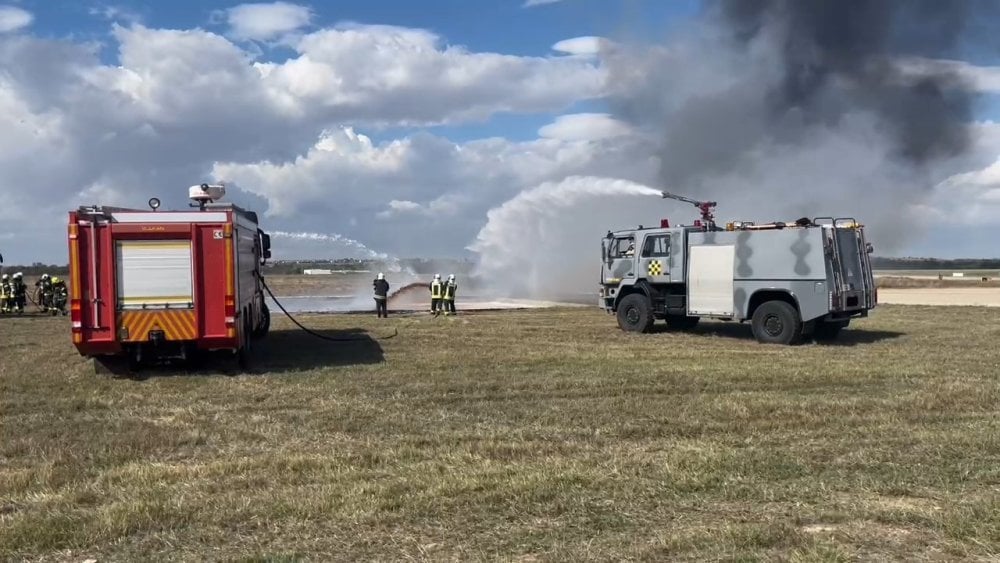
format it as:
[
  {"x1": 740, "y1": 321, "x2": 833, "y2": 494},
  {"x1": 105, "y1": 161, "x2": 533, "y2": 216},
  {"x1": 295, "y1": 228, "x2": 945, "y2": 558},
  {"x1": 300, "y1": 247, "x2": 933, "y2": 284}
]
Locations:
[{"x1": 600, "y1": 192, "x2": 877, "y2": 344}]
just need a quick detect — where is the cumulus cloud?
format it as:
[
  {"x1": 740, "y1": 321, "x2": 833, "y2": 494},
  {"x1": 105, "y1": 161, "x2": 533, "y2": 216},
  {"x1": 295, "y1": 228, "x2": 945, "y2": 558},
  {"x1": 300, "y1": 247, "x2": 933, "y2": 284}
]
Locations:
[
  {"x1": 89, "y1": 5, "x2": 143, "y2": 25},
  {"x1": 896, "y1": 57, "x2": 1000, "y2": 94},
  {"x1": 0, "y1": 5, "x2": 32, "y2": 33},
  {"x1": 939, "y1": 157, "x2": 1000, "y2": 189},
  {"x1": 256, "y1": 24, "x2": 607, "y2": 125},
  {"x1": 222, "y1": 2, "x2": 313, "y2": 41},
  {"x1": 0, "y1": 20, "x2": 610, "y2": 263},
  {"x1": 211, "y1": 123, "x2": 660, "y2": 258},
  {"x1": 551, "y1": 36, "x2": 607, "y2": 56},
  {"x1": 537, "y1": 113, "x2": 632, "y2": 141}
]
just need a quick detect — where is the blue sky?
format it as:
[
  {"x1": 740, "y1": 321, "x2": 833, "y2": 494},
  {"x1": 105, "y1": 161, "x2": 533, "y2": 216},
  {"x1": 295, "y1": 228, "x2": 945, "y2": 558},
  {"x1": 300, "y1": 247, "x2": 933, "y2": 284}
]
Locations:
[{"x1": 22, "y1": 0, "x2": 700, "y2": 55}]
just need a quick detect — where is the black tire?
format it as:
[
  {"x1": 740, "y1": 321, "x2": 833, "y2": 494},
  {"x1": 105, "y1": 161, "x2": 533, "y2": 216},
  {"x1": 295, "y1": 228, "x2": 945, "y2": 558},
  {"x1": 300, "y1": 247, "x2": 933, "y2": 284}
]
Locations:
[
  {"x1": 751, "y1": 300, "x2": 802, "y2": 345},
  {"x1": 235, "y1": 318, "x2": 253, "y2": 373},
  {"x1": 253, "y1": 303, "x2": 270, "y2": 339},
  {"x1": 666, "y1": 315, "x2": 700, "y2": 330},
  {"x1": 616, "y1": 293, "x2": 654, "y2": 333},
  {"x1": 814, "y1": 320, "x2": 848, "y2": 341}
]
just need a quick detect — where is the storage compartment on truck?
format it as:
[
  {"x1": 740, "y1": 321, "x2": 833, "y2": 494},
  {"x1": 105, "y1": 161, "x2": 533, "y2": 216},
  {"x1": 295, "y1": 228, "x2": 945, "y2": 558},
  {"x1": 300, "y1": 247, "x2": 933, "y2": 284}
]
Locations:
[{"x1": 115, "y1": 240, "x2": 194, "y2": 310}]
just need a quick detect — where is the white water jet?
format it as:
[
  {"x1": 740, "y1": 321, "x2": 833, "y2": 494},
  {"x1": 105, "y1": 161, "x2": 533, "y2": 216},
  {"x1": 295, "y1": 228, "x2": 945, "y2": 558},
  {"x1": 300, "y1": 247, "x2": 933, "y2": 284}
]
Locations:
[
  {"x1": 269, "y1": 230, "x2": 422, "y2": 310},
  {"x1": 270, "y1": 230, "x2": 413, "y2": 274},
  {"x1": 467, "y1": 175, "x2": 667, "y2": 300}
]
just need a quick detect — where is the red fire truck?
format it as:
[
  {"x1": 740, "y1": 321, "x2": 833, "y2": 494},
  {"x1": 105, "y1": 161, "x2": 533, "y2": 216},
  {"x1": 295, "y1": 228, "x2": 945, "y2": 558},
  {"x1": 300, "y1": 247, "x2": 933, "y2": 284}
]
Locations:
[{"x1": 67, "y1": 184, "x2": 272, "y2": 374}]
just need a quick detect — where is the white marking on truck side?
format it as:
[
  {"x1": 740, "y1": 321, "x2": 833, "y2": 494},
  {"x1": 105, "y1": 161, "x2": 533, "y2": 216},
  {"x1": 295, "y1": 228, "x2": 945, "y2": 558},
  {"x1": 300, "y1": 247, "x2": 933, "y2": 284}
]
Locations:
[
  {"x1": 111, "y1": 212, "x2": 228, "y2": 223},
  {"x1": 687, "y1": 244, "x2": 736, "y2": 316}
]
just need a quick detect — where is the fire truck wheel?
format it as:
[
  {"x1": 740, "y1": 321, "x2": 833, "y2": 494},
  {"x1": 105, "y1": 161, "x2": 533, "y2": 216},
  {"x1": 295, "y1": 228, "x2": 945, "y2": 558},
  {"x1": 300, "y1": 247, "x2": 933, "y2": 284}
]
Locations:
[
  {"x1": 617, "y1": 293, "x2": 654, "y2": 333},
  {"x1": 253, "y1": 303, "x2": 270, "y2": 339},
  {"x1": 236, "y1": 318, "x2": 254, "y2": 372},
  {"x1": 751, "y1": 300, "x2": 802, "y2": 345}
]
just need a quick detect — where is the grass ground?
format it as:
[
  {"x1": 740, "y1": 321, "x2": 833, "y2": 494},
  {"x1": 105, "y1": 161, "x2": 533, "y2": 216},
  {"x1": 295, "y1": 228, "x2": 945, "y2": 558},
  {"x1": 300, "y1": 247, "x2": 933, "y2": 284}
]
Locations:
[{"x1": 2, "y1": 305, "x2": 1000, "y2": 561}]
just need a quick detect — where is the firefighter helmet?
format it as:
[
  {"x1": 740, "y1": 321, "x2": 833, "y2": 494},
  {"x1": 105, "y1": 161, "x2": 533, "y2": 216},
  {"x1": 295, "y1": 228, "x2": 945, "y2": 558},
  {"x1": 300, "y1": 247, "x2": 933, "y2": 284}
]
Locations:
[{"x1": 377, "y1": 272, "x2": 384, "y2": 280}]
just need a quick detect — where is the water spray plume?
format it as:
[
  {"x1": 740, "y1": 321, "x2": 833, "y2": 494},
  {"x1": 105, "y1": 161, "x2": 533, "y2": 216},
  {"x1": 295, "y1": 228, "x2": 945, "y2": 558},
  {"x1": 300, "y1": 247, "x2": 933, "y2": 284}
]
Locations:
[
  {"x1": 270, "y1": 230, "x2": 412, "y2": 274},
  {"x1": 468, "y1": 175, "x2": 667, "y2": 300}
]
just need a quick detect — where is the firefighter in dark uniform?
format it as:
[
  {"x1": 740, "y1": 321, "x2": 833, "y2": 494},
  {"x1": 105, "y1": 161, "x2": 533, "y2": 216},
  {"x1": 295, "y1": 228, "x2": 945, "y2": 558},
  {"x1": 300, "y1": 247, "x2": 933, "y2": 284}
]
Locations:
[
  {"x1": 429, "y1": 273, "x2": 443, "y2": 315},
  {"x1": 442, "y1": 274, "x2": 457, "y2": 315},
  {"x1": 11, "y1": 272, "x2": 27, "y2": 314},
  {"x1": 373, "y1": 272, "x2": 389, "y2": 318}
]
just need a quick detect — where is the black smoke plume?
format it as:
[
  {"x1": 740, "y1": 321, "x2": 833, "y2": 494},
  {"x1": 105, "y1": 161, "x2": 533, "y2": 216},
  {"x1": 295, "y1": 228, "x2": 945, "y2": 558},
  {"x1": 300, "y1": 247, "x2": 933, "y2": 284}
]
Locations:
[
  {"x1": 712, "y1": 0, "x2": 976, "y2": 164},
  {"x1": 605, "y1": 0, "x2": 994, "y2": 248}
]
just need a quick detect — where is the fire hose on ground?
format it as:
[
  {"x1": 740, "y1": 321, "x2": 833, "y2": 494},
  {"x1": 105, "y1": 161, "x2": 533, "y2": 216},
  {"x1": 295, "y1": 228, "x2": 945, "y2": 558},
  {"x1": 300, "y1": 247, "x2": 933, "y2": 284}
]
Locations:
[{"x1": 260, "y1": 278, "x2": 398, "y2": 342}]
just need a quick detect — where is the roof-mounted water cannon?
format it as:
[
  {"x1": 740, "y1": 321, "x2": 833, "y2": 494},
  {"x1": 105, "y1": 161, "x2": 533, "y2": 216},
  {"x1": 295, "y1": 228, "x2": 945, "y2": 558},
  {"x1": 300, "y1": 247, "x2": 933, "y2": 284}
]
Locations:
[
  {"x1": 189, "y1": 183, "x2": 226, "y2": 210},
  {"x1": 661, "y1": 191, "x2": 718, "y2": 230}
]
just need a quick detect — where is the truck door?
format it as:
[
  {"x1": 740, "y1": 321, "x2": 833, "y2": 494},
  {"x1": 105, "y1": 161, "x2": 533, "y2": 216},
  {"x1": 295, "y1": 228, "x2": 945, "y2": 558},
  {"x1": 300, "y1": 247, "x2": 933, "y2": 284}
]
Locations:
[
  {"x1": 115, "y1": 239, "x2": 197, "y2": 342},
  {"x1": 604, "y1": 235, "x2": 637, "y2": 283},
  {"x1": 687, "y1": 244, "x2": 736, "y2": 317},
  {"x1": 819, "y1": 218, "x2": 875, "y2": 312},
  {"x1": 640, "y1": 233, "x2": 670, "y2": 282}
]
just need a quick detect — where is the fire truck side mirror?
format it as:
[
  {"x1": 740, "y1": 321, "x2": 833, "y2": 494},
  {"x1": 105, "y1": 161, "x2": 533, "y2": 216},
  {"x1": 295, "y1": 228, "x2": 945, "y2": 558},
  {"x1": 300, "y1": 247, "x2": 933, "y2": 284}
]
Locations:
[
  {"x1": 866, "y1": 243, "x2": 874, "y2": 254},
  {"x1": 259, "y1": 231, "x2": 271, "y2": 261}
]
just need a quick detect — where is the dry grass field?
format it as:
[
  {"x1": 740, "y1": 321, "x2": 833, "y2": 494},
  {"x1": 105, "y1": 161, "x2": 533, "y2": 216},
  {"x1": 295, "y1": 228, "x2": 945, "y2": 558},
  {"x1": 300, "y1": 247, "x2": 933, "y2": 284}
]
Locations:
[{"x1": 2, "y1": 305, "x2": 1000, "y2": 561}]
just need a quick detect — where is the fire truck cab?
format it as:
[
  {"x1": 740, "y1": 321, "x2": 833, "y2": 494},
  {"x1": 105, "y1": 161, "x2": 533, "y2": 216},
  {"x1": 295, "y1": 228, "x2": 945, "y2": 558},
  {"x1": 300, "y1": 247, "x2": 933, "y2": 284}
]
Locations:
[{"x1": 68, "y1": 184, "x2": 271, "y2": 374}]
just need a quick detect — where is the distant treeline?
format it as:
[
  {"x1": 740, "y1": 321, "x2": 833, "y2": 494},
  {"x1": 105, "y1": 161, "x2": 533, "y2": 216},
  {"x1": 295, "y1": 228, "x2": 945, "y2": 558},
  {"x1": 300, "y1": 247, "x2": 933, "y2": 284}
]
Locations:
[
  {"x1": 0, "y1": 263, "x2": 69, "y2": 276},
  {"x1": 872, "y1": 257, "x2": 1000, "y2": 270}
]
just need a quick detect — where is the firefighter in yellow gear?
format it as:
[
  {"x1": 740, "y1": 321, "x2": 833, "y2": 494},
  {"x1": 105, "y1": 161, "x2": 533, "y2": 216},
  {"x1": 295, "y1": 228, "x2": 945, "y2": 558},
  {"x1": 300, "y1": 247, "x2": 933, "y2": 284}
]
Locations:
[
  {"x1": 442, "y1": 274, "x2": 457, "y2": 315},
  {"x1": 50, "y1": 276, "x2": 68, "y2": 315},
  {"x1": 429, "y1": 273, "x2": 443, "y2": 315},
  {"x1": 35, "y1": 273, "x2": 52, "y2": 312},
  {"x1": 0, "y1": 274, "x2": 11, "y2": 314}
]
